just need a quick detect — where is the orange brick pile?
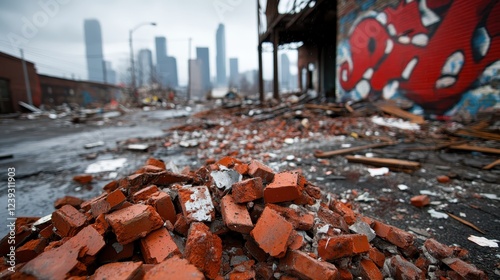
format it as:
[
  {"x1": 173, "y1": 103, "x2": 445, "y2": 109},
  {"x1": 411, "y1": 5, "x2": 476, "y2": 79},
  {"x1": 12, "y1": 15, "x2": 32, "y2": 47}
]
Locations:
[{"x1": 0, "y1": 157, "x2": 488, "y2": 279}]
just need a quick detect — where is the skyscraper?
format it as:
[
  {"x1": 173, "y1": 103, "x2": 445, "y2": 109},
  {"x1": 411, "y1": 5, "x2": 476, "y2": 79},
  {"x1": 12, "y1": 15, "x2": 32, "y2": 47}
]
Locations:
[
  {"x1": 280, "y1": 53, "x2": 291, "y2": 91},
  {"x1": 84, "y1": 19, "x2": 104, "y2": 82},
  {"x1": 189, "y1": 59, "x2": 204, "y2": 100},
  {"x1": 105, "y1": 61, "x2": 116, "y2": 85},
  {"x1": 229, "y1": 58, "x2": 239, "y2": 88},
  {"x1": 216, "y1": 23, "x2": 227, "y2": 86},
  {"x1": 155, "y1": 37, "x2": 179, "y2": 88},
  {"x1": 196, "y1": 47, "x2": 211, "y2": 92},
  {"x1": 138, "y1": 49, "x2": 153, "y2": 87}
]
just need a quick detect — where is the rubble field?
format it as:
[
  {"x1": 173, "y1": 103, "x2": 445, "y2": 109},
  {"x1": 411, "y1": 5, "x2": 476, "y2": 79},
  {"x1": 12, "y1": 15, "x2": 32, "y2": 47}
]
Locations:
[{"x1": 1, "y1": 98, "x2": 499, "y2": 279}]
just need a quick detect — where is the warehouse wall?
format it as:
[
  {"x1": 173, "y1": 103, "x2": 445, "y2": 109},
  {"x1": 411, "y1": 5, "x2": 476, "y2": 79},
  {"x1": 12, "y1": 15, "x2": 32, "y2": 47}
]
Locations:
[{"x1": 336, "y1": 0, "x2": 500, "y2": 117}]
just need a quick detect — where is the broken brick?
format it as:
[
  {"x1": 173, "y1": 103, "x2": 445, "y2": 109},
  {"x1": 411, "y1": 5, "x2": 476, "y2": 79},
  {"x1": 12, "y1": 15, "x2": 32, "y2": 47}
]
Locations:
[
  {"x1": 442, "y1": 257, "x2": 487, "y2": 280},
  {"x1": 103, "y1": 180, "x2": 119, "y2": 193},
  {"x1": 51, "y1": 204, "x2": 86, "y2": 237},
  {"x1": 217, "y1": 156, "x2": 242, "y2": 167},
  {"x1": 247, "y1": 160, "x2": 275, "y2": 183},
  {"x1": 231, "y1": 177, "x2": 264, "y2": 203},
  {"x1": 388, "y1": 255, "x2": 425, "y2": 280},
  {"x1": 280, "y1": 249, "x2": 339, "y2": 280},
  {"x1": 184, "y1": 222, "x2": 223, "y2": 279},
  {"x1": 178, "y1": 185, "x2": 215, "y2": 222},
  {"x1": 233, "y1": 163, "x2": 249, "y2": 175},
  {"x1": 264, "y1": 172, "x2": 303, "y2": 203},
  {"x1": 106, "y1": 204, "x2": 164, "y2": 244},
  {"x1": 92, "y1": 213, "x2": 109, "y2": 235},
  {"x1": 317, "y1": 206, "x2": 349, "y2": 233},
  {"x1": 368, "y1": 247, "x2": 385, "y2": 268},
  {"x1": 97, "y1": 239, "x2": 135, "y2": 264},
  {"x1": 244, "y1": 237, "x2": 267, "y2": 263},
  {"x1": 147, "y1": 191, "x2": 177, "y2": 224},
  {"x1": 140, "y1": 227, "x2": 180, "y2": 264},
  {"x1": 288, "y1": 231, "x2": 304, "y2": 250},
  {"x1": 318, "y1": 234, "x2": 370, "y2": 261},
  {"x1": 359, "y1": 259, "x2": 383, "y2": 280},
  {"x1": 80, "y1": 193, "x2": 107, "y2": 212},
  {"x1": 173, "y1": 213, "x2": 190, "y2": 236},
  {"x1": 91, "y1": 261, "x2": 144, "y2": 280},
  {"x1": 331, "y1": 201, "x2": 357, "y2": 225},
  {"x1": 73, "y1": 174, "x2": 93, "y2": 184},
  {"x1": 250, "y1": 206, "x2": 293, "y2": 257},
  {"x1": 90, "y1": 188, "x2": 126, "y2": 218},
  {"x1": 373, "y1": 220, "x2": 414, "y2": 249},
  {"x1": 423, "y1": 238, "x2": 454, "y2": 260},
  {"x1": 266, "y1": 204, "x2": 314, "y2": 231},
  {"x1": 15, "y1": 238, "x2": 47, "y2": 263},
  {"x1": 436, "y1": 175, "x2": 450, "y2": 183},
  {"x1": 410, "y1": 195, "x2": 430, "y2": 208},
  {"x1": 143, "y1": 255, "x2": 204, "y2": 280},
  {"x1": 54, "y1": 196, "x2": 83, "y2": 209},
  {"x1": 132, "y1": 185, "x2": 159, "y2": 202},
  {"x1": 146, "y1": 157, "x2": 166, "y2": 170},
  {"x1": 220, "y1": 194, "x2": 253, "y2": 234}
]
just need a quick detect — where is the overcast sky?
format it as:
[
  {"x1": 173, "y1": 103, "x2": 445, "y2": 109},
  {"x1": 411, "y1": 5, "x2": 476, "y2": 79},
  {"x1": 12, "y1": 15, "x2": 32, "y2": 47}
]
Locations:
[{"x1": 0, "y1": 0, "x2": 296, "y2": 85}]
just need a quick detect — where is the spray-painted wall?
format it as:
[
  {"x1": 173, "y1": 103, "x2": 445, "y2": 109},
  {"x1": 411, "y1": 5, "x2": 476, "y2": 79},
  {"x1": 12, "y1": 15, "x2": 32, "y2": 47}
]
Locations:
[{"x1": 337, "y1": 0, "x2": 500, "y2": 117}]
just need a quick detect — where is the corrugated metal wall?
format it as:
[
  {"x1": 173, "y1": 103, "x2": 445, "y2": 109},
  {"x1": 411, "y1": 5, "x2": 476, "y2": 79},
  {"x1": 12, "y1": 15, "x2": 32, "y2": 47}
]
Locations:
[{"x1": 336, "y1": 0, "x2": 500, "y2": 117}]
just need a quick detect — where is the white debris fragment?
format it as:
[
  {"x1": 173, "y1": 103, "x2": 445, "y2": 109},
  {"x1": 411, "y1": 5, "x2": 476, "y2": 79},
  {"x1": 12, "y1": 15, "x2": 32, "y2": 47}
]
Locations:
[
  {"x1": 397, "y1": 184, "x2": 409, "y2": 191},
  {"x1": 481, "y1": 193, "x2": 500, "y2": 200},
  {"x1": 349, "y1": 220, "x2": 376, "y2": 241},
  {"x1": 284, "y1": 138, "x2": 295, "y2": 144},
  {"x1": 467, "y1": 235, "x2": 499, "y2": 248},
  {"x1": 428, "y1": 209, "x2": 448, "y2": 219},
  {"x1": 459, "y1": 212, "x2": 466, "y2": 217},
  {"x1": 368, "y1": 167, "x2": 389, "y2": 177},
  {"x1": 211, "y1": 169, "x2": 242, "y2": 191},
  {"x1": 371, "y1": 116, "x2": 420, "y2": 130},
  {"x1": 85, "y1": 158, "x2": 127, "y2": 173},
  {"x1": 286, "y1": 155, "x2": 295, "y2": 161},
  {"x1": 420, "y1": 190, "x2": 439, "y2": 196},
  {"x1": 184, "y1": 186, "x2": 214, "y2": 222}
]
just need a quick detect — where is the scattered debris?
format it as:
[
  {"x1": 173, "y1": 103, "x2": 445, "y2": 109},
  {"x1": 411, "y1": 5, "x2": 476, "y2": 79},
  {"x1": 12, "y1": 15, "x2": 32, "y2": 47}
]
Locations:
[
  {"x1": 84, "y1": 158, "x2": 127, "y2": 173},
  {"x1": 428, "y1": 209, "x2": 449, "y2": 219},
  {"x1": 126, "y1": 144, "x2": 150, "y2": 152},
  {"x1": 446, "y1": 212, "x2": 485, "y2": 234},
  {"x1": 371, "y1": 116, "x2": 421, "y2": 130},
  {"x1": 467, "y1": 235, "x2": 499, "y2": 248},
  {"x1": 314, "y1": 141, "x2": 396, "y2": 158},
  {"x1": 345, "y1": 155, "x2": 420, "y2": 171},
  {"x1": 84, "y1": 141, "x2": 105, "y2": 149}
]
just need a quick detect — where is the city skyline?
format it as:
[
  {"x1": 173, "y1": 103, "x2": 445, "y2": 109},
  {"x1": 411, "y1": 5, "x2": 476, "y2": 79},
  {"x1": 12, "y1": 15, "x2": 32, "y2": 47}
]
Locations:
[{"x1": 0, "y1": 1, "x2": 298, "y2": 86}]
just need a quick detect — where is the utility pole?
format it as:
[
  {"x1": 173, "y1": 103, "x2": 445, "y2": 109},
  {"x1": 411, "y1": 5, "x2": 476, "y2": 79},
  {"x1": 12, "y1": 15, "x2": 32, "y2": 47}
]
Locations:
[{"x1": 20, "y1": 49, "x2": 33, "y2": 106}]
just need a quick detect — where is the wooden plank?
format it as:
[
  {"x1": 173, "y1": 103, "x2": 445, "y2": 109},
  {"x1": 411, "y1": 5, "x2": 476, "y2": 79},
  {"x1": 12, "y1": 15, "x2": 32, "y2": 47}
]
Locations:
[
  {"x1": 314, "y1": 142, "x2": 397, "y2": 158},
  {"x1": 345, "y1": 155, "x2": 420, "y2": 170},
  {"x1": 453, "y1": 129, "x2": 500, "y2": 141},
  {"x1": 449, "y1": 144, "x2": 500, "y2": 155},
  {"x1": 483, "y1": 158, "x2": 500, "y2": 170},
  {"x1": 377, "y1": 103, "x2": 425, "y2": 124}
]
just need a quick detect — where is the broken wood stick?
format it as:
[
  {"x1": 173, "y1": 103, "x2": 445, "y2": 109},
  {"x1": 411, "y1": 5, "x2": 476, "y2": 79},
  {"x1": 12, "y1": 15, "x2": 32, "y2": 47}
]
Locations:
[
  {"x1": 404, "y1": 140, "x2": 467, "y2": 151},
  {"x1": 449, "y1": 144, "x2": 500, "y2": 155},
  {"x1": 345, "y1": 155, "x2": 420, "y2": 170},
  {"x1": 446, "y1": 212, "x2": 485, "y2": 234},
  {"x1": 315, "y1": 142, "x2": 397, "y2": 158},
  {"x1": 376, "y1": 103, "x2": 425, "y2": 124},
  {"x1": 483, "y1": 158, "x2": 500, "y2": 170}
]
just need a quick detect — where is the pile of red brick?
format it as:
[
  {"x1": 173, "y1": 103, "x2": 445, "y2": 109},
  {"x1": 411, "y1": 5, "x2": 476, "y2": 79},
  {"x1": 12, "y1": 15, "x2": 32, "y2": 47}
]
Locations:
[{"x1": 0, "y1": 157, "x2": 488, "y2": 279}]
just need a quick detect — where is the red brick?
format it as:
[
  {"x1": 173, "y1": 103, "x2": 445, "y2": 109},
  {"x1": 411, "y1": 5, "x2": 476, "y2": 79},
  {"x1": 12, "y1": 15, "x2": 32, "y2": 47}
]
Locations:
[
  {"x1": 250, "y1": 206, "x2": 293, "y2": 257},
  {"x1": 15, "y1": 239, "x2": 47, "y2": 263},
  {"x1": 143, "y1": 255, "x2": 204, "y2": 280},
  {"x1": 288, "y1": 231, "x2": 304, "y2": 251},
  {"x1": 266, "y1": 204, "x2": 314, "y2": 230},
  {"x1": 317, "y1": 207, "x2": 349, "y2": 233},
  {"x1": 91, "y1": 261, "x2": 144, "y2": 280},
  {"x1": 317, "y1": 234, "x2": 370, "y2": 261},
  {"x1": 106, "y1": 204, "x2": 164, "y2": 244},
  {"x1": 178, "y1": 185, "x2": 215, "y2": 222},
  {"x1": 92, "y1": 213, "x2": 109, "y2": 235},
  {"x1": 220, "y1": 194, "x2": 253, "y2": 234},
  {"x1": 255, "y1": 262, "x2": 274, "y2": 280},
  {"x1": 146, "y1": 157, "x2": 166, "y2": 169},
  {"x1": 234, "y1": 163, "x2": 249, "y2": 175},
  {"x1": 90, "y1": 188, "x2": 126, "y2": 218},
  {"x1": 280, "y1": 250, "x2": 338, "y2": 280},
  {"x1": 126, "y1": 171, "x2": 193, "y2": 193},
  {"x1": 217, "y1": 156, "x2": 242, "y2": 168},
  {"x1": 248, "y1": 160, "x2": 275, "y2": 183},
  {"x1": 442, "y1": 258, "x2": 487, "y2": 280},
  {"x1": 423, "y1": 238, "x2": 454, "y2": 260},
  {"x1": 73, "y1": 174, "x2": 92, "y2": 184},
  {"x1": 373, "y1": 221, "x2": 414, "y2": 249},
  {"x1": 184, "y1": 222, "x2": 223, "y2": 279},
  {"x1": 293, "y1": 190, "x2": 316, "y2": 205},
  {"x1": 103, "y1": 180, "x2": 119, "y2": 193},
  {"x1": 338, "y1": 268, "x2": 353, "y2": 280},
  {"x1": 410, "y1": 195, "x2": 430, "y2": 207},
  {"x1": 388, "y1": 255, "x2": 425, "y2": 280},
  {"x1": 360, "y1": 259, "x2": 383, "y2": 280},
  {"x1": 54, "y1": 196, "x2": 83, "y2": 209},
  {"x1": 80, "y1": 193, "x2": 107, "y2": 212},
  {"x1": 147, "y1": 191, "x2": 177, "y2": 224},
  {"x1": 305, "y1": 184, "x2": 322, "y2": 199},
  {"x1": 51, "y1": 205, "x2": 86, "y2": 237},
  {"x1": 232, "y1": 177, "x2": 264, "y2": 203},
  {"x1": 173, "y1": 213, "x2": 190, "y2": 236},
  {"x1": 331, "y1": 201, "x2": 356, "y2": 225},
  {"x1": 132, "y1": 185, "x2": 159, "y2": 202},
  {"x1": 368, "y1": 247, "x2": 385, "y2": 268},
  {"x1": 228, "y1": 260, "x2": 255, "y2": 280},
  {"x1": 436, "y1": 175, "x2": 450, "y2": 183},
  {"x1": 264, "y1": 172, "x2": 303, "y2": 203},
  {"x1": 140, "y1": 227, "x2": 180, "y2": 264},
  {"x1": 244, "y1": 238, "x2": 267, "y2": 262},
  {"x1": 136, "y1": 165, "x2": 165, "y2": 174},
  {"x1": 22, "y1": 225, "x2": 105, "y2": 279}
]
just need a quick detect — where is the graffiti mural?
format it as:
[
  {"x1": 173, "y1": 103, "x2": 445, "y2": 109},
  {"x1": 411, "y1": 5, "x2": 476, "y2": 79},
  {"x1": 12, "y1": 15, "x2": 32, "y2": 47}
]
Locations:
[{"x1": 337, "y1": 0, "x2": 500, "y2": 116}]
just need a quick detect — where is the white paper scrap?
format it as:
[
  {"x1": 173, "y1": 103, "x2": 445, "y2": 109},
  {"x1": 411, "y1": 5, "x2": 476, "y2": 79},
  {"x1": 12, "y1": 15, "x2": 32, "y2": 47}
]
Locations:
[{"x1": 467, "y1": 235, "x2": 499, "y2": 248}]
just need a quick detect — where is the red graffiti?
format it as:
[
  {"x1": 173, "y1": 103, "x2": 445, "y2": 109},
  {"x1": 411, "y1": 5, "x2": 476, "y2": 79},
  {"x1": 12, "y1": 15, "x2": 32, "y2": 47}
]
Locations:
[{"x1": 340, "y1": 0, "x2": 500, "y2": 114}]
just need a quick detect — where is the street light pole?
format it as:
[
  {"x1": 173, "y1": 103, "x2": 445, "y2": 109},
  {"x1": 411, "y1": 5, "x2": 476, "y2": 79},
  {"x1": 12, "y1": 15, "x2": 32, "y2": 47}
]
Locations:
[{"x1": 129, "y1": 22, "x2": 156, "y2": 102}]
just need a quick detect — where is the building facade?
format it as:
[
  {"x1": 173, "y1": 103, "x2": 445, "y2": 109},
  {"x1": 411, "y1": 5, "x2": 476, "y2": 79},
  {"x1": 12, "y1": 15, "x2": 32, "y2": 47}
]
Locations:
[
  {"x1": 84, "y1": 19, "x2": 105, "y2": 83},
  {"x1": 137, "y1": 49, "x2": 153, "y2": 87},
  {"x1": 196, "y1": 47, "x2": 211, "y2": 92},
  {"x1": 229, "y1": 58, "x2": 239, "y2": 88}
]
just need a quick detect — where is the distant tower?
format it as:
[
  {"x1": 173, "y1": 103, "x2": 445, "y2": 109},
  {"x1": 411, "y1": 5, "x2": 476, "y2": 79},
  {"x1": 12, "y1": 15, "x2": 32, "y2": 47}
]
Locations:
[
  {"x1": 155, "y1": 36, "x2": 178, "y2": 88},
  {"x1": 196, "y1": 47, "x2": 211, "y2": 92},
  {"x1": 280, "y1": 53, "x2": 291, "y2": 91},
  {"x1": 138, "y1": 49, "x2": 153, "y2": 87},
  {"x1": 189, "y1": 59, "x2": 204, "y2": 100},
  {"x1": 216, "y1": 23, "x2": 227, "y2": 86},
  {"x1": 229, "y1": 58, "x2": 239, "y2": 88},
  {"x1": 105, "y1": 61, "x2": 116, "y2": 84},
  {"x1": 84, "y1": 19, "x2": 104, "y2": 82}
]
